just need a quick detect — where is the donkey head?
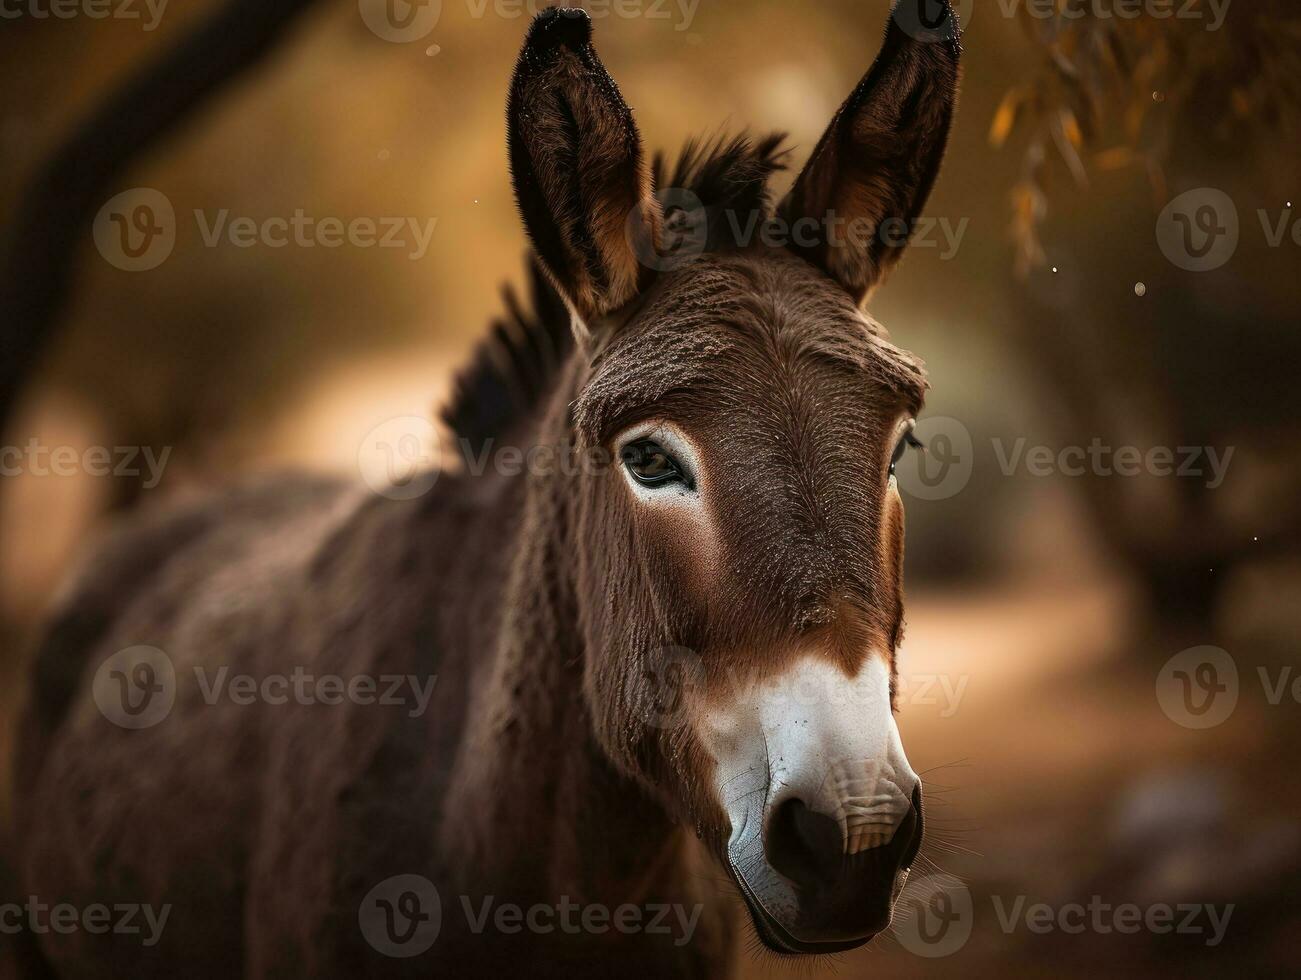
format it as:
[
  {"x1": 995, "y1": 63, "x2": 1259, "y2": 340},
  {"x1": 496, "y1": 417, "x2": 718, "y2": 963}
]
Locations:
[{"x1": 507, "y1": 2, "x2": 960, "y2": 954}]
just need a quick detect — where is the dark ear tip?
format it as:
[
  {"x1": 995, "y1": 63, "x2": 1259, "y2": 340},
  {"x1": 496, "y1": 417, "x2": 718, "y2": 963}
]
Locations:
[
  {"x1": 526, "y1": 6, "x2": 593, "y2": 51},
  {"x1": 888, "y1": 0, "x2": 963, "y2": 59}
]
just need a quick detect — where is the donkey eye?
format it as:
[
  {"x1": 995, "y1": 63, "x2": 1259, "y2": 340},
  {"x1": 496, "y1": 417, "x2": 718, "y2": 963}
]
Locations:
[
  {"x1": 889, "y1": 421, "x2": 923, "y2": 477},
  {"x1": 621, "y1": 440, "x2": 688, "y2": 488}
]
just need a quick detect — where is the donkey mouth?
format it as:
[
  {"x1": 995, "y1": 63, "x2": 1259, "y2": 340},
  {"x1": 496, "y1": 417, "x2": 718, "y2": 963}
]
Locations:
[
  {"x1": 728, "y1": 785, "x2": 925, "y2": 955},
  {"x1": 729, "y1": 865, "x2": 883, "y2": 955}
]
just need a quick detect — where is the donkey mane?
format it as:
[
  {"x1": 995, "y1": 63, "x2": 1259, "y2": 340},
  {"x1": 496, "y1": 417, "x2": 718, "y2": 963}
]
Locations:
[{"x1": 442, "y1": 130, "x2": 789, "y2": 453}]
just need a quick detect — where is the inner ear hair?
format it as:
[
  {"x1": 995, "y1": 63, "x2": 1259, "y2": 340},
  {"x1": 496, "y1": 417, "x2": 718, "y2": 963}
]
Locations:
[
  {"x1": 779, "y1": 0, "x2": 962, "y2": 304},
  {"x1": 506, "y1": 8, "x2": 662, "y2": 334}
]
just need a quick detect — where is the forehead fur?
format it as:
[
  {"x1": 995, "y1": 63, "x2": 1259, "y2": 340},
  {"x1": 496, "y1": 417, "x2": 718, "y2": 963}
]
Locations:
[{"x1": 574, "y1": 249, "x2": 927, "y2": 442}]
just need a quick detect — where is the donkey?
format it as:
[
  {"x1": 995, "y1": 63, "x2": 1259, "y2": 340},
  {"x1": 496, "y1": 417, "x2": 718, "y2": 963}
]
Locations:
[{"x1": 15, "y1": 3, "x2": 961, "y2": 976}]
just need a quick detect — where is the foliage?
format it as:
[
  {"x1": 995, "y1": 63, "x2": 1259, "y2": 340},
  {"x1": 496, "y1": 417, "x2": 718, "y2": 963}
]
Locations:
[{"x1": 993, "y1": 0, "x2": 1301, "y2": 274}]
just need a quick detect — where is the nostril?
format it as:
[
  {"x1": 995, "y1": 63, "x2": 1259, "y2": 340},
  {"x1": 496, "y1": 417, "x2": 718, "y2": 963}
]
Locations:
[{"x1": 765, "y1": 798, "x2": 843, "y2": 887}]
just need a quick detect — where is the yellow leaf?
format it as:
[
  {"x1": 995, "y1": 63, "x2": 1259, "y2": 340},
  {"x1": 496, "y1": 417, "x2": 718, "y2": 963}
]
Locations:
[
  {"x1": 1060, "y1": 109, "x2": 1083, "y2": 148},
  {"x1": 1093, "y1": 147, "x2": 1135, "y2": 171},
  {"x1": 990, "y1": 90, "x2": 1023, "y2": 148}
]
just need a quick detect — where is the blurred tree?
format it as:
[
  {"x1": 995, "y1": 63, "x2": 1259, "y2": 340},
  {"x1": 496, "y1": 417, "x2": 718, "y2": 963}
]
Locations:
[
  {"x1": 993, "y1": 0, "x2": 1301, "y2": 644},
  {"x1": 0, "y1": 0, "x2": 328, "y2": 486}
]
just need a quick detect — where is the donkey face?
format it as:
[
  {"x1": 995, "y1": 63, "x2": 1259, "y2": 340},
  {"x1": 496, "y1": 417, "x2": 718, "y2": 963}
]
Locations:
[{"x1": 507, "y1": 3, "x2": 960, "y2": 955}]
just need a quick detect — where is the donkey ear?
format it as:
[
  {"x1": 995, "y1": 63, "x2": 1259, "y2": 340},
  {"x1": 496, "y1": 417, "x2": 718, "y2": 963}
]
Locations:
[
  {"x1": 779, "y1": 0, "x2": 961, "y2": 304},
  {"x1": 507, "y1": 8, "x2": 661, "y2": 336}
]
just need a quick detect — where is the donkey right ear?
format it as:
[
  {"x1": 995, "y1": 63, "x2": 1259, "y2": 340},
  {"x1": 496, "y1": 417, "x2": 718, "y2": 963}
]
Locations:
[{"x1": 507, "y1": 8, "x2": 662, "y2": 339}]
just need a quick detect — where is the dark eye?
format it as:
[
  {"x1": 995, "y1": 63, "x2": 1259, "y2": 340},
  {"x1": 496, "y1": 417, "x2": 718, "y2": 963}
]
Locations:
[
  {"x1": 621, "y1": 439, "x2": 689, "y2": 488},
  {"x1": 889, "y1": 421, "x2": 923, "y2": 477}
]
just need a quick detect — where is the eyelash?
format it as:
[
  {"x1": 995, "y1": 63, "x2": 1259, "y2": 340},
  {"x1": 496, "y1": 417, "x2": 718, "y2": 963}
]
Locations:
[{"x1": 890, "y1": 425, "x2": 923, "y2": 477}]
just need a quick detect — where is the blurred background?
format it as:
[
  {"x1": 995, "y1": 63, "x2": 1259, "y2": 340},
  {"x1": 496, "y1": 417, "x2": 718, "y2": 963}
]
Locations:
[{"x1": 1, "y1": 0, "x2": 1298, "y2": 975}]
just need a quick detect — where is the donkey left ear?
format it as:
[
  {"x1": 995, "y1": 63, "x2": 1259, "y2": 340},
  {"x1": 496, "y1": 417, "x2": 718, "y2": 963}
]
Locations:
[
  {"x1": 779, "y1": 0, "x2": 962, "y2": 304},
  {"x1": 507, "y1": 8, "x2": 662, "y2": 339}
]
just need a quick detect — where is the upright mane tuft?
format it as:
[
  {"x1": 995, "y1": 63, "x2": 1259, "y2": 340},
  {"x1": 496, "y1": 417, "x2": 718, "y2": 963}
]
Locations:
[
  {"x1": 442, "y1": 131, "x2": 789, "y2": 454},
  {"x1": 441, "y1": 255, "x2": 571, "y2": 456},
  {"x1": 655, "y1": 130, "x2": 788, "y2": 220}
]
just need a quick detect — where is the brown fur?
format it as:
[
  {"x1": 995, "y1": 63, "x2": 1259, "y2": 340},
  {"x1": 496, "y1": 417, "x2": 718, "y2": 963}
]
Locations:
[{"x1": 15, "y1": 3, "x2": 960, "y2": 976}]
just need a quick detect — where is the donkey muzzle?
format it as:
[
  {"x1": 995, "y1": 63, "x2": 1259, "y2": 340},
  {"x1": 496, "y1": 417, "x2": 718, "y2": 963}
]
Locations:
[{"x1": 704, "y1": 653, "x2": 922, "y2": 953}]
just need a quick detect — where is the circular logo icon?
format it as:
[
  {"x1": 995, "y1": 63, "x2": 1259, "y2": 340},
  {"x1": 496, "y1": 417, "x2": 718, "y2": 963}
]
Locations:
[
  {"x1": 1156, "y1": 188, "x2": 1239, "y2": 272},
  {"x1": 1156, "y1": 645, "x2": 1239, "y2": 729},
  {"x1": 359, "y1": 0, "x2": 441, "y2": 43},
  {"x1": 359, "y1": 874, "x2": 441, "y2": 957},
  {"x1": 891, "y1": 871, "x2": 972, "y2": 958},
  {"x1": 894, "y1": 415, "x2": 973, "y2": 501},
  {"x1": 628, "y1": 187, "x2": 709, "y2": 273},
  {"x1": 892, "y1": 0, "x2": 971, "y2": 44},
  {"x1": 357, "y1": 415, "x2": 441, "y2": 499},
  {"x1": 92, "y1": 645, "x2": 176, "y2": 729},
  {"x1": 641, "y1": 645, "x2": 705, "y2": 731},
  {"x1": 93, "y1": 188, "x2": 176, "y2": 272}
]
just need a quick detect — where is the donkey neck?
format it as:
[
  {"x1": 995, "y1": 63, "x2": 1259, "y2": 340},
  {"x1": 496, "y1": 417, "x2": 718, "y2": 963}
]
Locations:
[{"x1": 442, "y1": 358, "x2": 687, "y2": 905}]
